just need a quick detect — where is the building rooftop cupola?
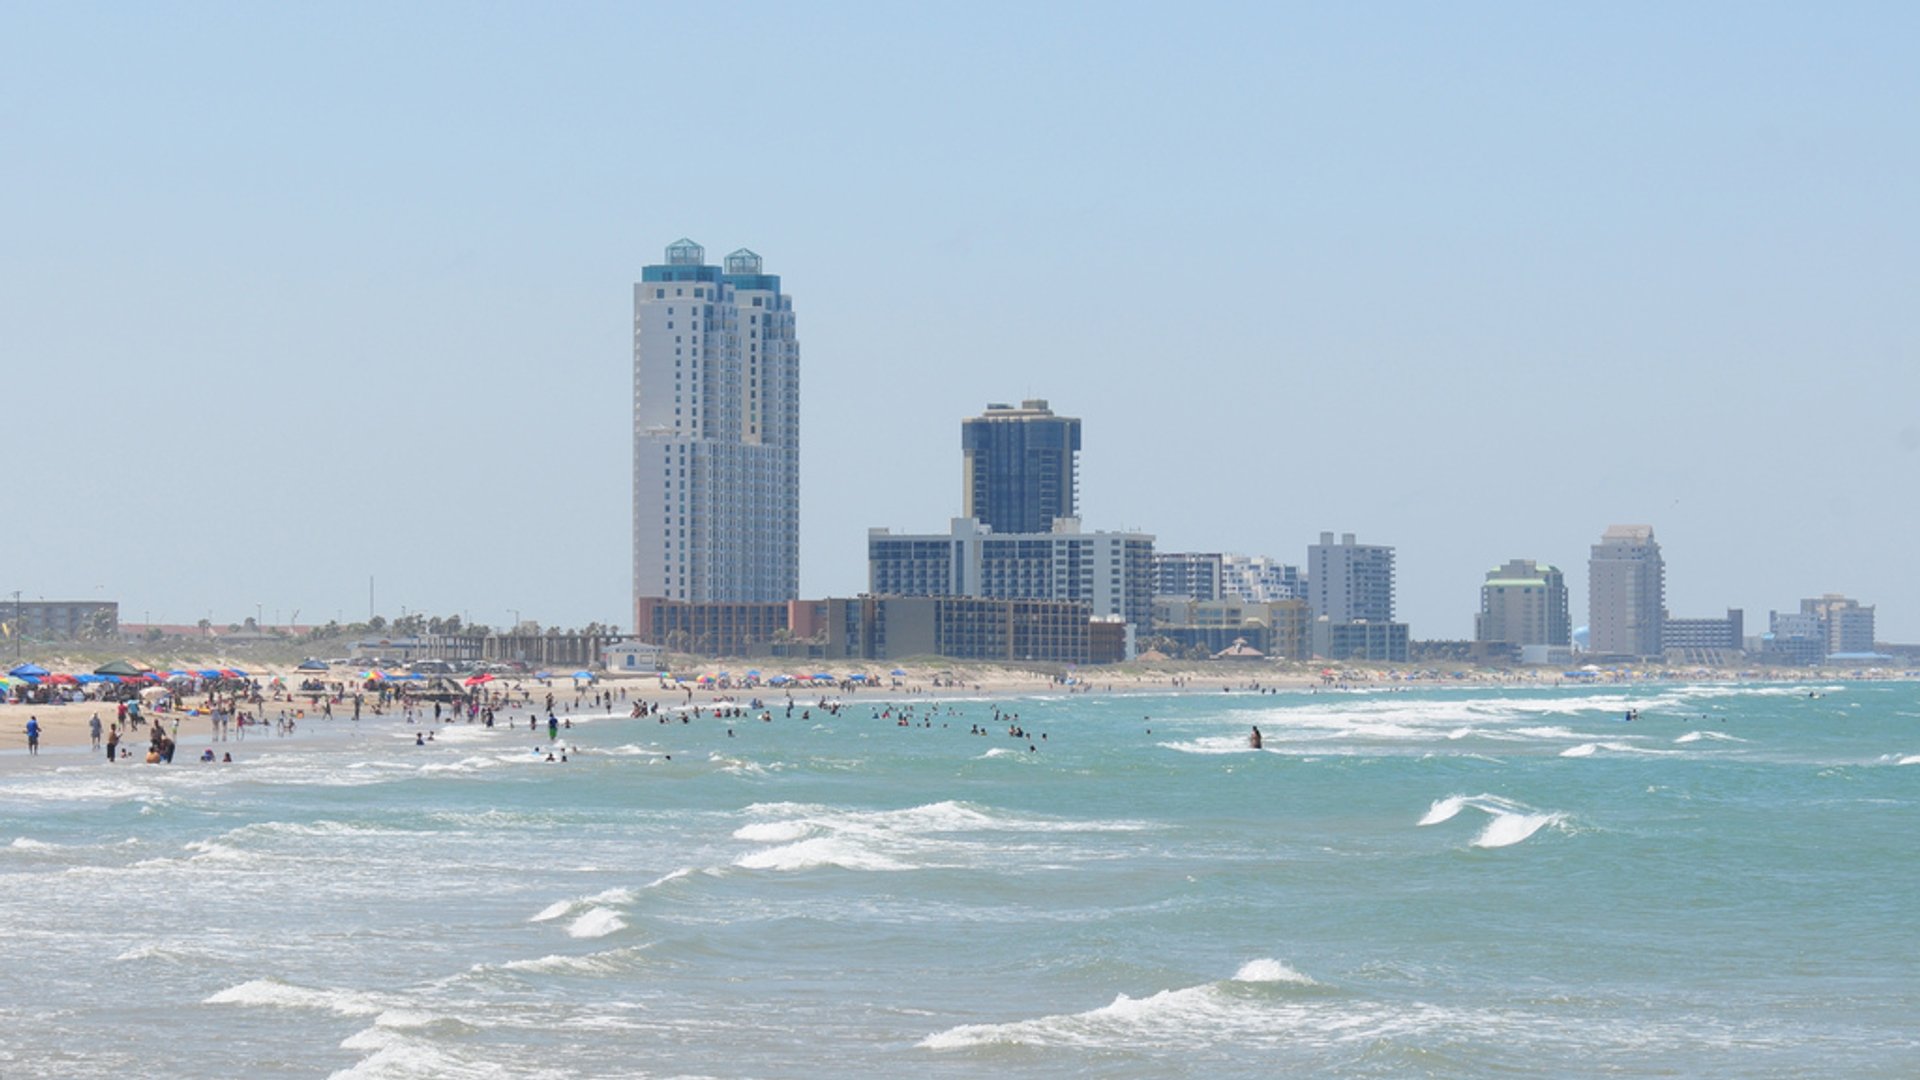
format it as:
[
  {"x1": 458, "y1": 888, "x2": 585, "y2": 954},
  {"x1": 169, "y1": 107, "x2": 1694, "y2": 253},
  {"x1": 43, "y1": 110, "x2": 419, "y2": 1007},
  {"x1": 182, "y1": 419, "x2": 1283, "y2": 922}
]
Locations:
[
  {"x1": 725, "y1": 248, "x2": 762, "y2": 274},
  {"x1": 666, "y1": 238, "x2": 706, "y2": 265}
]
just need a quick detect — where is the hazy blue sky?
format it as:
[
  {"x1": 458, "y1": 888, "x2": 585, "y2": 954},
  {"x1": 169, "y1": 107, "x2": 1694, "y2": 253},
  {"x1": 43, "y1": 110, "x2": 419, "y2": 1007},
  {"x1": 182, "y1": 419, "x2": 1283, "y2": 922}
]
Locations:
[{"x1": 4, "y1": 3, "x2": 1916, "y2": 641}]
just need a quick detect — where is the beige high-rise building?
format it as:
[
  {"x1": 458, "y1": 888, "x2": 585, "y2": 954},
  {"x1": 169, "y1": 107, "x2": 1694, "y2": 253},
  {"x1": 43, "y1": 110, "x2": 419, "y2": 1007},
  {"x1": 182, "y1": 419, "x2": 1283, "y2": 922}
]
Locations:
[
  {"x1": 1588, "y1": 525, "x2": 1664, "y2": 656},
  {"x1": 1475, "y1": 559, "x2": 1569, "y2": 647}
]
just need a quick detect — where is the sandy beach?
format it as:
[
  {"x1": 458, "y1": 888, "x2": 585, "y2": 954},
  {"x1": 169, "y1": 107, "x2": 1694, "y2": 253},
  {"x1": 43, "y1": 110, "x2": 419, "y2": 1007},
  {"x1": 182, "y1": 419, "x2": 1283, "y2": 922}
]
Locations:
[{"x1": 3, "y1": 651, "x2": 1899, "y2": 768}]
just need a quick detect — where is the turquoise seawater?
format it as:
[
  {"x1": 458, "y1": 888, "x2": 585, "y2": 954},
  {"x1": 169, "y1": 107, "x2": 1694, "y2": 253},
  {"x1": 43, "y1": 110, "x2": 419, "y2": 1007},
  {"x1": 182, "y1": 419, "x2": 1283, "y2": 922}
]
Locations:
[{"x1": 1, "y1": 680, "x2": 1916, "y2": 1078}]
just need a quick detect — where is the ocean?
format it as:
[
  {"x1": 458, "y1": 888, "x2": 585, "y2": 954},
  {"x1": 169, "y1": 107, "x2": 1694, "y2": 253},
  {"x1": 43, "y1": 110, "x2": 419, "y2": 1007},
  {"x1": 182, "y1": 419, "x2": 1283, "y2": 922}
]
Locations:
[{"x1": 1, "y1": 680, "x2": 1915, "y2": 1078}]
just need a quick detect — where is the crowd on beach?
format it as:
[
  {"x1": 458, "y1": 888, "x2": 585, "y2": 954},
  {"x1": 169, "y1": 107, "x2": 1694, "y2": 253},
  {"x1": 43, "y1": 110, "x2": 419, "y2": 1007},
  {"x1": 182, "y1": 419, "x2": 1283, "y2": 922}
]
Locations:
[{"x1": 6, "y1": 655, "x2": 1908, "y2": 768}]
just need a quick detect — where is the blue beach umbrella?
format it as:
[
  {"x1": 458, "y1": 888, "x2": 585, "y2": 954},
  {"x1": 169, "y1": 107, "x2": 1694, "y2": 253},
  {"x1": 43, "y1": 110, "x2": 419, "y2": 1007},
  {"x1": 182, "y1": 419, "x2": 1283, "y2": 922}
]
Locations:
[{"x1": 572, "y1": 670, "x2": 593, "y2": 680}]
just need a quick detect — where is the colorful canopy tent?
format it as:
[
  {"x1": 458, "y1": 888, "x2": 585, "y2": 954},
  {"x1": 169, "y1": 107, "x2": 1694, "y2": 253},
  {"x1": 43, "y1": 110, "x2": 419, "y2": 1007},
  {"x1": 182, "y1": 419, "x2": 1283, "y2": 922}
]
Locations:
[
  {"x1": 94, "y1": 660, "x2": 150, "y2": 677},
  {"x1": 8, "y1": 664, "x2": 48, "y2": 678}
]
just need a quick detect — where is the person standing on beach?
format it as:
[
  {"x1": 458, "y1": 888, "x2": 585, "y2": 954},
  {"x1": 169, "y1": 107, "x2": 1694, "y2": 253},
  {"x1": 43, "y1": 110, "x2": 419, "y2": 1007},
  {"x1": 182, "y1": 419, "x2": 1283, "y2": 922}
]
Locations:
[
  {"x1": 25, "y1": 717, "x2": 41, "y2": 756},
  {"x1": 89, "y1": 713, "x2": 103, "y2": 750}
]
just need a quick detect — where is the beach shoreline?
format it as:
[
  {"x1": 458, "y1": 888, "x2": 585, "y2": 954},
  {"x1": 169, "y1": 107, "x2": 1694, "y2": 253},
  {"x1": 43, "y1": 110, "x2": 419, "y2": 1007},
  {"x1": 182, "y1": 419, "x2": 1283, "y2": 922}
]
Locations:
[{"x1": 0, "y1": 656, "x2": 1888, "y2": 772}]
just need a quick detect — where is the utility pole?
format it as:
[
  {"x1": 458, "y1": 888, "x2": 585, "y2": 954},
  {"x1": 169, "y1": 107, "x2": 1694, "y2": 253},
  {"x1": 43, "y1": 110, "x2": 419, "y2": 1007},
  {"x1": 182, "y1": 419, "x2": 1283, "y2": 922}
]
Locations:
[{"x1": 11, "y1": 590, "x2": 20, "y2": 661}]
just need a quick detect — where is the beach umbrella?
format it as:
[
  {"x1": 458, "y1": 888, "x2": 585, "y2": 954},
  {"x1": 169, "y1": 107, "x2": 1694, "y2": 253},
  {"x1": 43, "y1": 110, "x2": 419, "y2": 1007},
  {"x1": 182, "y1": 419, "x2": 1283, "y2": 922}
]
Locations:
[
  {"x1": 463, "y1": 673, "x2": 494, "y2": 686},
  {"x1": 848, "y1": 673, "x2": 868, "y2": 682},
  {"x1": 812, "y1": 672, "x2": 833, "y2": 681},
  {"x1": 198, "y1": 669, "x2": 223, "y2": 679},
  {"x1": 45, "y1": 673, "x2": 79, "y2": 685},
  {"x1": 296, "y1": 659, "x2": 328, "y2": 671},
  {"x1": 534, "y1": 671, "x2": 552, "y2": 679},
  {"x1": 75, "y1": 674, "x2": 107, "y2": 684},
  {"x1": 890, "y1": 668, "x2": 907, "y2": 676},
  {"x1": 8, "y1": 663, "x2": 48, "y2": 678},
  {"x1": 226, "y1": 668, "x2": 249, "y2": 678},
  {"x1": 572, "y1": 670, "x2": 594, "y2": 680}
]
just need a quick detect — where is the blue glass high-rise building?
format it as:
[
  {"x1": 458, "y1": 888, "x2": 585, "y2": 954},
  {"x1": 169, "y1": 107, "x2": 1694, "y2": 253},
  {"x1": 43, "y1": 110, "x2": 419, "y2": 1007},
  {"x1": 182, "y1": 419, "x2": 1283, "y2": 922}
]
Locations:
[{"x1": 961, "y1": 399, "x2": 1081, "y2": 534}]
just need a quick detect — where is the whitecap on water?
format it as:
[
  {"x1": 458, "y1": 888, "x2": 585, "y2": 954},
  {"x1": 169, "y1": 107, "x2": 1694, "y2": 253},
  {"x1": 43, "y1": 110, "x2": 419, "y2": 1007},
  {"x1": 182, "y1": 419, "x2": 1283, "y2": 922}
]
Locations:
[
  {"x1": 919, "y1": 958, "x2": 1332, "y2": 1052},
  {"x1": 564, "y1": 907, "x2": 626, "y2": 939},
  {"x1": 1675, "y1": 730, "x2": 1745, "y2": 744},
  {"x1": 734, "y1": 836, "x2": 913, "y2": 873},
  {"x1": 1417, "y1": 793, "x2": 1567, "y2": 849},
  {"x1": 204, "y1": 977, "x2": 386, "y2": 1016},
  {"x1": 1472, "y1": 811, "x2": 1566, "y2": 849}
]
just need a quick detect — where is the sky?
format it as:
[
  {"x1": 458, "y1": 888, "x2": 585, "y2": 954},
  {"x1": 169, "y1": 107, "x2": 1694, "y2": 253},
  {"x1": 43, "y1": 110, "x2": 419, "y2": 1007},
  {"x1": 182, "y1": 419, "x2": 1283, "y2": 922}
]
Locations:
[{"x1": 3, "y1": 3, "x2": 1917, "y2": 641}]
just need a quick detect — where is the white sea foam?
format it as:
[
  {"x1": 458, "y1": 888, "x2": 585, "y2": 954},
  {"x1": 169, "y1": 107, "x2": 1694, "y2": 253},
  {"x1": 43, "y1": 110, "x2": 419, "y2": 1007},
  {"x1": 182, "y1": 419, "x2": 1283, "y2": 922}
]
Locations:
[
  {"x1": 647, "y1": 866, "x2": 695, "y2": 889},
  {"x1": 735, "y1": 836, "x2": 913, "y2": 873},
  {"x1": 1417, "y1": 794, "x2": 1565, "y2": 849},
  {"x1": 491, "y1": 944, "x2": 653, "y2": 978},
  {"x1": 1418, "y1": 796, "x2": 1468, "y2": 826},
  {"x1": 529, "y1": 900, "x2": 572, "y2": 923},
  {"x1": 1896, "y1": 754, "x2": 1920, "y2": 766},
  {"x1": 1675, "y1": 730, "x2": 1745, "y2": 744},
  {"x1": 732, "y1": 820, "x2": 811, "y2": 843},
  {"x1": 8, "y1": 837, "x2": 56, "y2": 850},
  {"x1": 564, "y1": 907, "x2": 626, "y2": 939},
  {"x1": 920, "y1": 958, "x2": 1324, "y2": 1051},
  {"x1": 1231, "y1": 958, "x2": 1317, "y2": 985},
  {"x1": 1473, "y1": 812, "x2": 1566, "y2": 849},
  {"x1": 333, "y1": 1024, "x2": 487, "y2": 1080},
  {"x1": 1559, "y1": 741, "x2": 1681, "y2": 758},
  {"x1": 205, "y1": 978, "x2": 385, "y2": 1016}
]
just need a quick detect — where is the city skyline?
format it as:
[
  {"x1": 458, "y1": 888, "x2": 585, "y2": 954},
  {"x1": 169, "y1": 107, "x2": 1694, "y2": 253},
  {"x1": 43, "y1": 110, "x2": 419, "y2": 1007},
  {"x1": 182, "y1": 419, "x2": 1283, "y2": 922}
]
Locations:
[{"x1": 4, "y1": 6, "x2": 1915, "y2": 641}]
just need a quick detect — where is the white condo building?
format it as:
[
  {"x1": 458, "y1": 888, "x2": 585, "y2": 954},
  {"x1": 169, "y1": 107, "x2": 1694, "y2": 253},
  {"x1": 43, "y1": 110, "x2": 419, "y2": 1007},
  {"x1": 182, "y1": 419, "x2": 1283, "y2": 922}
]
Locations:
[
  {"x1": 1308, "y1": 532, "x2": 1396, "y2": 623},
  {"x1": 633, "y1": 240, "x2": 800, "y2": 612},
  {"x1": 868, "y1": 517, "x2": 1155, "y2": 629}
]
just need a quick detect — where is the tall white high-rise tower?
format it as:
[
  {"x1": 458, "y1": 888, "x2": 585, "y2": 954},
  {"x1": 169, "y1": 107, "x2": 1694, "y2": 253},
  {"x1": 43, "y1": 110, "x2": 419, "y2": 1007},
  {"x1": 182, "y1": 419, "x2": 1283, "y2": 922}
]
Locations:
[{"x1": 633, "y1": 240, "x2": 800, "y2": 615}]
